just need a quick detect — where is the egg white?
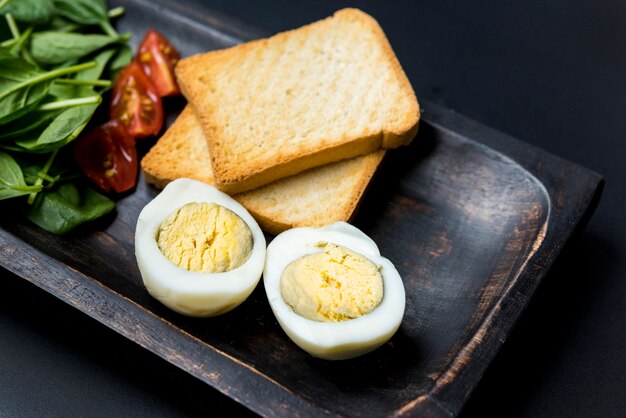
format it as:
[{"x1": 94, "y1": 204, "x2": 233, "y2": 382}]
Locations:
[
  {"x1": 135, "y1": 178, "x2": 266, "y2": 317},
  {"x1": 263, "y1": 222, "x2": 406, "y2": 360}
]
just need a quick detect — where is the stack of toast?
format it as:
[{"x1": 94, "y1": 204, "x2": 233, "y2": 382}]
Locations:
[{"x1": 141, "y1": 8, "x2": 420, "y2": 235}]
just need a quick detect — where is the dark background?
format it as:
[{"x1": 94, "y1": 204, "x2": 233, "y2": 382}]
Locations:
[{"x1": 1, "y1": 0, "x2": 625, "y2": 416}]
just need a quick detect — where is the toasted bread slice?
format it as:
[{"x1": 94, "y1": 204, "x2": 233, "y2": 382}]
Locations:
[
  {"x1": 141, "y1": 106, "x2": 385, "y2": 235},
  {"x1": 175, "y1": 8, "x2": 418, "y2": 194}
]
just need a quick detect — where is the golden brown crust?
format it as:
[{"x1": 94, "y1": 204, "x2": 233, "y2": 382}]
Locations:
[
  {"x1": 141, "y1": 106, "x2": 385, "y2": 235},
  {"x1": 175, "y1": 8, "x2": 418, "y2": 194},
  {"x1": 140, "y1": 106, "x2": 216, "y2": 187},
  {"x1": 334, "y1": 9, "x2": 420, "y2": 147}
]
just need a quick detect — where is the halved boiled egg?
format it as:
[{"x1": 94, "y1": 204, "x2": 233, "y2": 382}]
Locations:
[
  {"x1": 263, "y1": 222, "x2": 405, "y2": 360},
  {"x1": 135, "y1": 178, "x2": 266, "y2": 317}
]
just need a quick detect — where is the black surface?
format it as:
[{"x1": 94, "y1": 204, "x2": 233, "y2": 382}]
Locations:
[{"x1": 1, "y1": 0, "x2": 624, "y2": 417}]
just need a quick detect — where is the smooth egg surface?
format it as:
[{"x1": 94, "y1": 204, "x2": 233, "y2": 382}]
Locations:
[
  {"x1": 135, "y1": 178, "x2": 266, "y2": 317},
  {"x1": 264, "y1": 222, "x2": 406, "y2": 360}
]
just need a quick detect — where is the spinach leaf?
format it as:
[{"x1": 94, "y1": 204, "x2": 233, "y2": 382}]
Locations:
[
  {"x1": 0, "y1": 47, "x2": 38, "y2": 81},
  {"x1": 15, "y1": 102, "x2": 99, "y2": 152},
  {"x1": 48, "y1": 48, "x2": 116, "y2": 98},
  {"x1": 26, "y1": 182, "x2": 115, "y2": 234},
  {"x1": 76, "y1": 47, "x2": 116, "y2": 82},
  {"x1": 29, "y1": 31, "x2": 123, "y2": 65},
  {"x1": 0, "y1": 109, "x2": 57, "y2": 140},
  {"x1": 0, "y1": 2, "x2": 132, "y2": 234},
  {"x1": 21, "y1": 155, "x2": 75, "y2": 186},
  {"x1": 47, "y1": 15, "x2": 77, "y2": 31},
  {"x1": 108, "y1": 43, "x2": 132, "y2": 77},
  {"x1": 16, "y1": 153, "x2": 55, "y2": 184},
  {"x1": 1, "y1": 0, "x2": 55, "y2": 24},
  {"x1": 0, "y1": 151, "x2": 41, "y2": 199},
  {"x1": 51, "y1": 0, "x2": 108, "y2": 26},
  {"x1": 0, "y1": 48, "x2": 50, "y2": 123},
  {"x1": 0, "y1": 50, "x2": 95, "y2": 124},
  {"x1": 48, "y1": 83, "x2": 92, "y2": 100},
  {"x1": 5, "y1": 25, "x2": 33, "y2": 57}
]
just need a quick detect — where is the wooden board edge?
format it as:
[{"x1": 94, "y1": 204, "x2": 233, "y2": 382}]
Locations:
[
  {"x1": 0, "y1": 227, "x2": 332, "y2": 418},
  {"x1": 413, "y1": 103, "x2": 605, "y2": 416}
]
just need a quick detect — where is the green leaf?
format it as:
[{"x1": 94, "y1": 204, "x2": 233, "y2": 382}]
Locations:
[
  {"x1": 0, "y1": 57, "x2": 96, "y2": 124},
  {"x1": 75, "y1": 47, "x2": 116, "y2": 82},
  {"x1": 108, "y1": 43, "x2": 132, "y2": 77},
  {"x1": 0, "y1": 47, "x2": 38, "y2": 83},
  {"x1": 48, "y1": 83, "x2": 92, "y2": 100},
  {"x1": 51, "y1": 0, "x2": 108, "y2": 26},
  {"x1": 0, "y1": 151, "x2": 41, "y2": 199},
  {"x1": 16, "y1": 150, "x2": 73, "y2": 185},
  {"x1": 15, "y1": 102, "x2": 98, "y2": 152},
  {"x1": 2, "y1": 0, "x2": 55, "y2": 24},
  {"x1": 26, "y1": 182, "x2": 115, "y2": 234},
  {"x1": 48, "y1": 49, "x2": 115, "y2": 99},
  {"x1": 46, "y1": 15, "x2": 78, "y2": 31},
  {"x1": 0, "y1": 109, "x2": 57, "y2": 141},
  {"x1": 29, "y1": 31, "x2": 121, "y2": 65},
  {"x1": 0, "y1": 50, "x2": 51, "y2": 123},
  {"x1": 0, "y1": 81, "x2": 50, "y2": 124},
  {"x1": 17, "y1": 154, "x2": 50, "y2": 185},
  {"x1": 6, "y1": 25, "x2": 33, "y2": 57}
]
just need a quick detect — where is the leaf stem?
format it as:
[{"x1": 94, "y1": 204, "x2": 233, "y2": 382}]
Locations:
[
  {"x1": 108, "y1": 7, "x2": 125, "y2": 19},
  {"x1": 0, "y1": 0, "x2": 9, "y2": 10},
  {"x1": 118, "y1": 32, "x2": 132, "y2": 43},
  {"x1": 0, "y1": 61, "x2": 96, "y2": 102},
  {"x1": 9, "y1": 25, "x2": 32, "y2": 50},
  {"x1": 38, "y1": 173, "x2": 60, "y2": 183},
  {"x1": 4, "y1": 14, "x2": 37, "y2": 66},
  {"x1": 5, "y1": 13, "x2": 19, "y2": 39},
  {"x1": 0, "y1": 38, "x2": 16, "y2": 47},
  {"x1": 55, "y1": 78, "x2": 112, "y2": 88},
  {"x1": 28, "y1": 149, "x2": 58, "y2": 204},
  {"x1": 56, "y1": 23, "x2": 81, "y2": 33},
  {"x1": 99, "y1": 20, "x2": 118, "y2": 37},
  {"x1": 37, "y1": 96, "x2": 102, "y2": 111},
  {"x1": 0, "y1": 178, "x2": 41, "y2": 193}
]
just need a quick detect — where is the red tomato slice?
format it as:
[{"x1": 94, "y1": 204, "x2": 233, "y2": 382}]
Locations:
[
  {"x1": 74, "y1": 119, "x2": 138, "y2": 193},
  {"x1": 137, "y1": 29, "x2": 181, "y2": 97},
  {"x1": 110, "y1": 60, "x2": 163, "y2": 138}
]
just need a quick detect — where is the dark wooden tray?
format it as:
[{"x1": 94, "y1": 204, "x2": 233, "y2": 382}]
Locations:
[{"x1": 0, "y1": 1, "x2": 603, "y2": 417}]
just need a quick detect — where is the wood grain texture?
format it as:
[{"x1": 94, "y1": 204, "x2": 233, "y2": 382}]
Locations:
[{"x1": 0, "y1": 1, "x2": 603, "y2": 417}]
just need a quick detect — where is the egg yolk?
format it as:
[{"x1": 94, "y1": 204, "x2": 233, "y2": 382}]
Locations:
[
  {"x1": 157, "y1": 202, "x2": 253, "y2": 273},
  {"x1": 280, "y1": 243, "x2": 383, "y2": 322}
]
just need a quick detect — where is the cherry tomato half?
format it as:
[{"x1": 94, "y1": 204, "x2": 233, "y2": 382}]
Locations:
[
  {"x1": 110, "y1": 60, "x2": 163, "y2": 138},
  {"x1": 74, "y1": 119, "x2": 138, "y2": 193},
  {"x1": 137, "y1": 29, "x2": 181, "y2": 97}
]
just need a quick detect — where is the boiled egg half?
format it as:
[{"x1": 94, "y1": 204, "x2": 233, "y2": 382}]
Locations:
[
  {"x1": 135, "y1": 178, "x2": 266, "y2": 317},
  {"x1": 264, "y1": 222, "x2": 405, "y2": 360}
]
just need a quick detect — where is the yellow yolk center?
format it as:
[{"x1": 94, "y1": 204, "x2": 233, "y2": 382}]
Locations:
[
  {"x1": 157, "y1": 202, "x2": 253, "y2": 273},
  {"x1": 280, "y1": 243, "x2": 383, "y2": 322}
]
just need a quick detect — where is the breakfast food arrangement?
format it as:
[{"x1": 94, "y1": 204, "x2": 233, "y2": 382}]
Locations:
[
  {"x1": 136, "y1": 8, "x2": 418, "y2": 358},
  {"x1": 0, "y1": 0, "x2": 418, "y2": 360},
  {"x1": 1, "y1": 1, "x2": 607, "y2": 416}
]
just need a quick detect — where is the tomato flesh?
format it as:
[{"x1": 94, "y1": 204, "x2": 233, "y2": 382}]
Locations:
[
  {"x1": 137, "y1": 29, "x2": 181, "y2": 97},
  {"x1": 110, "y1": 60, "x2": 163, "y2": 138},
  {"x1": 74, "y1": 119, "x2": 138, "y2": 193},
  {"x1": 74, "y1": 30, "x2": 181, "y2": 194}
]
